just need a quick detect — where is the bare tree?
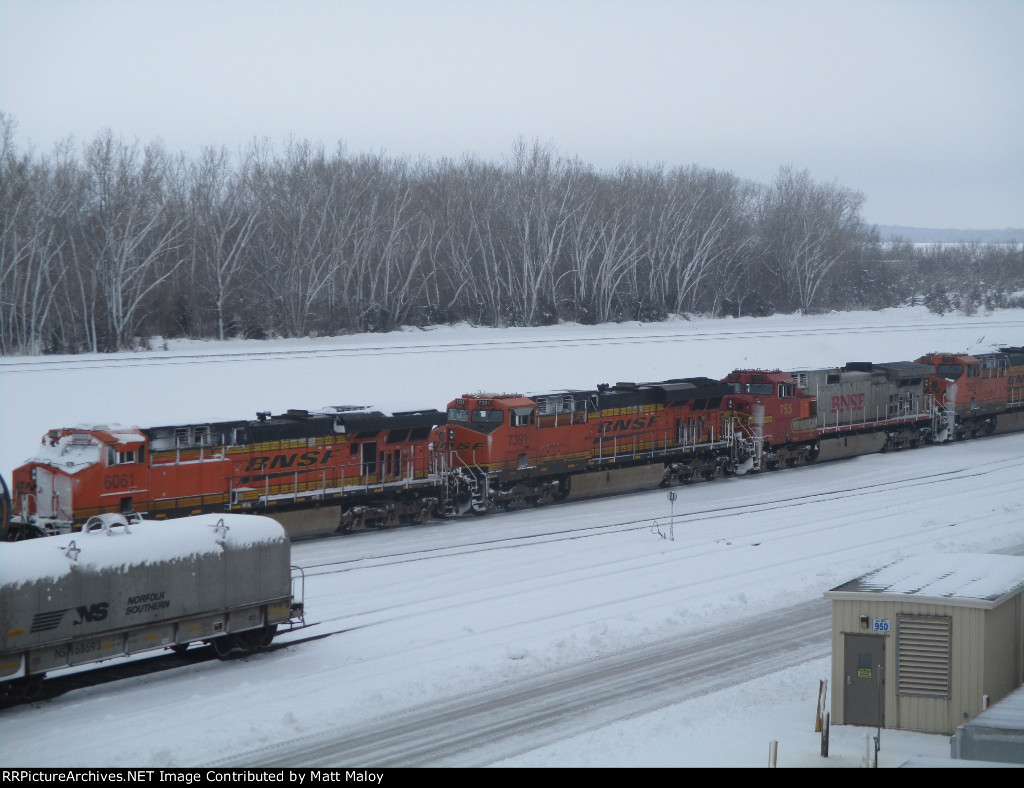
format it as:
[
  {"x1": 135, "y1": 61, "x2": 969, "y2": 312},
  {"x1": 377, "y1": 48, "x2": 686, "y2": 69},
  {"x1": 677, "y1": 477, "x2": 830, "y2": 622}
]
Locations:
[
  {"x1": 188, "y1": 145, "x2": 262, "y2": 340},
  {"x1": 757, "y1": 166, "x2": 865, "y2": 313},
  {"x1": 0, "y1": 117, "x2": 67, "y2": 353},
  {"x1": 76, "y1": 133, "x2": 186, "y2": 350},
  {"x1": 503, "y1": 139, "x2": 591, "y2": 324}
]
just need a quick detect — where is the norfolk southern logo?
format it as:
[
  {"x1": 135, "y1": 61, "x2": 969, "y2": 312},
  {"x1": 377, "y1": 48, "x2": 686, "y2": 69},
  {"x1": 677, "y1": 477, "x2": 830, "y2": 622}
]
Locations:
[
  {"x1": 75, "y1": 603, "x2": 109, "y2": 623},
  {"x1": 30, "y1": 609, "x2": 70, "y2": 632},
  {"x1": 30, "y1": 603, "x2": 109, "y2": 632}
]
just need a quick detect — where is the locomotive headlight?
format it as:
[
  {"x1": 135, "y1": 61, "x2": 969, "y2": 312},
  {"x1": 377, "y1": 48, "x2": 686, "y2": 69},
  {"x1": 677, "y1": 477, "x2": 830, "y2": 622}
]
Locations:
[{"x1": 448, "y1": 429, "x2": 454, "y2": 440}]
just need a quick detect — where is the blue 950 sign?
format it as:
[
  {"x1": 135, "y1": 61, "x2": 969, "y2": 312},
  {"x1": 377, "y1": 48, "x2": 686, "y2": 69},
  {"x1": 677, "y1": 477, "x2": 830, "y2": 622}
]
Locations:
[{"x1": 872, "y1": 618, "x2": 890, "y2": 633}]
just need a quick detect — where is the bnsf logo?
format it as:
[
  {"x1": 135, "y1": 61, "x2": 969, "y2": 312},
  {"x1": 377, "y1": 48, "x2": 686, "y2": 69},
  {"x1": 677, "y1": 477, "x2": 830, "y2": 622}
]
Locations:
[
  {"x1": 598, "y1": 415, "x2": 660, "y2": 434},
  {"x1": 244, "y1": 449, "x2": 334, "y2": 472},
  {"x1": 831, "y1": 393, "x2": 866, "y2": 412}
]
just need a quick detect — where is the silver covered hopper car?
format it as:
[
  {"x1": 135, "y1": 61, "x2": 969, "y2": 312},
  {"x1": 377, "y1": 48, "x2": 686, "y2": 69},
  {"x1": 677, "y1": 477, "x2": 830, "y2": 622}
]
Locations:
[{"x1": 0, "y1": 512, "x2": 304, "y2": 702}]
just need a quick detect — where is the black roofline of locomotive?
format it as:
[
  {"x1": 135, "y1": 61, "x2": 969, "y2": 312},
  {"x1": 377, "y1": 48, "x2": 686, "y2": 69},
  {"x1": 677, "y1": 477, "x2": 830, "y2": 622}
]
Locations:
[
  {"x1": 534, "y1": 377, "x2": 731, "y2": 410},
  {"x1": 140, "y1": 409, "x2": 447, "y2": 447}
]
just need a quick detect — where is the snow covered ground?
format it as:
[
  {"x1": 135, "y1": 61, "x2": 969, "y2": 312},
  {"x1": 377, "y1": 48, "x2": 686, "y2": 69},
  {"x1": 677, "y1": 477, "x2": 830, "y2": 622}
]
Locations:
[{"x1": 1, "y1": 307, "x2": 1023, "y2": 768}]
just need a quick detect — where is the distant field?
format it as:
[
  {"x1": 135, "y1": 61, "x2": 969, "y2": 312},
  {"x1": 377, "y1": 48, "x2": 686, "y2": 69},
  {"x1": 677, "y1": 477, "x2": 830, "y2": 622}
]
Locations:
[{"x1": 875, "y1": 225, "x2": 1024, "y2": 243}]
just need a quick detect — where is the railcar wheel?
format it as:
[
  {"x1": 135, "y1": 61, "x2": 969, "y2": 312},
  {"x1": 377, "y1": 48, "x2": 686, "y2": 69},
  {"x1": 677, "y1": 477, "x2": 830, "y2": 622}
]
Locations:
[
  {"x1": 211, "y1": 635, "x2": 236, "y2": 660},
  {"x1": 1, "y1": 675, "x2": 43, "y2": 704},
  {"x1": 259, "y1": 625, "x2": 278, "y2": 648},
  {"x1": 23, "y1": 674, "x2": 43, "y2": 700}
]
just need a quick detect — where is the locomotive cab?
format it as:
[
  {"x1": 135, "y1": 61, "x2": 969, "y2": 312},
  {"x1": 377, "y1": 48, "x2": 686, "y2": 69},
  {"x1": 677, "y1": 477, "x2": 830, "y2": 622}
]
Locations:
[
  {"x1": 917, "y1": 349, "x2": 1024, "y2": 438},
  {"x1": 436, "y1": 394, "x2": 538, "y2": 473},
  {"x1": 10, "y1": 426, "x2": 150, "y2": 538},
  {"x1": 722, "y1": 370, "x2": 817, "y2": 444}
]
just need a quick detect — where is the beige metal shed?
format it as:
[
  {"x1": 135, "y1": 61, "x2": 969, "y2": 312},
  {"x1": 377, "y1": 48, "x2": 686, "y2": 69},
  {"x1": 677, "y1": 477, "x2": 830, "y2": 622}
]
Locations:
[{"x1": 824, "y1": 553, "x2": 1024, "y2": 735}]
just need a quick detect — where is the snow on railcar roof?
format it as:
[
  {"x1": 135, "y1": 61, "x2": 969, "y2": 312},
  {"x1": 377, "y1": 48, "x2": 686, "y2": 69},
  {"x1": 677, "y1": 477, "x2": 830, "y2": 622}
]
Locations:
[
  {"x1": 824, "y1": 552, "x2": 1024, "y2": 608},
  {"x1": 0, "y1": 514, "x2": 287, "y2": 587}
]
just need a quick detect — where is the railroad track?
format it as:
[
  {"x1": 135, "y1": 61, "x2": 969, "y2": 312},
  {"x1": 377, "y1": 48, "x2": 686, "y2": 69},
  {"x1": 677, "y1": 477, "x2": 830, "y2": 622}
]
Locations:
[{"x1": 3, "y1": 318, "x2": 1021, "y2": 374}]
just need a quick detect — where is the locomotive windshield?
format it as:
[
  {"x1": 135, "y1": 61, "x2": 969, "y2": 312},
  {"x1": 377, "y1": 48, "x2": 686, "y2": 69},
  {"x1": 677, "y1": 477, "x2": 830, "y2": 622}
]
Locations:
[
  {"x1": 471, "y1": 409, "x2": 504, "y2": 425},
  {"x1": 447, "y1": 408, "x2": 469, "y2": 422},
  {"x1": 936, "y1": 364, "x2": 963, "y2": 380}
]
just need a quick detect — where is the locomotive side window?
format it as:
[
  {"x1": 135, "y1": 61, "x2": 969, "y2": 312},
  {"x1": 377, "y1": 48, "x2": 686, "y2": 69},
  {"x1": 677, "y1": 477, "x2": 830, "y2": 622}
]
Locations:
[
  {"x1": 511, "y1": 407, "x2": 535, "y2": 427},
  {"x1": 107, "y1": 447, "x2": 139, "y2": 465},
  {"x1": 778, "y1": 383, "x2": 795, "y2": 398}
]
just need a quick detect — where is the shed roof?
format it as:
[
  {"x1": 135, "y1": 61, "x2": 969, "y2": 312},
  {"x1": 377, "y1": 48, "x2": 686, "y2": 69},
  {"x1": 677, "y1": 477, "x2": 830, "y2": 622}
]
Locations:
[{"x1": 824, "y1": 553, "x2": 1024, "y2": 609}]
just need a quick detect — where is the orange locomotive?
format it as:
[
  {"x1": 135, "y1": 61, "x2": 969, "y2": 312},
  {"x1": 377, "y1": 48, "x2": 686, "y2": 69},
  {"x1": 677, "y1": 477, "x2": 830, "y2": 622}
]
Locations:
[
  {"x1": 432, "y1": 378, "x2": 746, "y2": 516},
  {"x1": 721, "y1": 369, "x2": 819, "y2": 470},
  {"x1": 917, "y1": 347, "x2": 1024, "y2": 439},
  {"x1": 9, "y1": 346, "x2": 1024, "y2": 542},
  {"x1": 9, "y1": 407, "x2": 445, "y2": 539}
]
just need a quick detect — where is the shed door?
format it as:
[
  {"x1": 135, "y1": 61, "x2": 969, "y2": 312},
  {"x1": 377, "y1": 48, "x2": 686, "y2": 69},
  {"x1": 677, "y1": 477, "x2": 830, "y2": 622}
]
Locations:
[{"x1": 843, "y1": 633, "x2": 885, "y2": 726}]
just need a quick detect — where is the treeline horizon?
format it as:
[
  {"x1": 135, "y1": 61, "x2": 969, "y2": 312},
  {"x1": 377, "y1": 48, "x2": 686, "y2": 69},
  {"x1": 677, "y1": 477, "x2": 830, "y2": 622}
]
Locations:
[{"x1": 2, "y1": 113, "x2": 1022, "y2": 355}]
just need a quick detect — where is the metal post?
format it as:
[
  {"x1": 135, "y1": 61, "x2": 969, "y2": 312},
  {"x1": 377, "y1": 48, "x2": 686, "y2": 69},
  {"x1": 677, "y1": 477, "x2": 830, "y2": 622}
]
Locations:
[{"x1": 874, "y1": 663, "x2": 883, "y2": 768}]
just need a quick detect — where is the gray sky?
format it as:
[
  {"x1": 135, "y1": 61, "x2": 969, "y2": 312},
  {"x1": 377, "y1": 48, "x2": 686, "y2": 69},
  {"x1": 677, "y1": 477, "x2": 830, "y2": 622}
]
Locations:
[{"x1": 2, "y1": 0, "x2": 1022, "y2": 229}]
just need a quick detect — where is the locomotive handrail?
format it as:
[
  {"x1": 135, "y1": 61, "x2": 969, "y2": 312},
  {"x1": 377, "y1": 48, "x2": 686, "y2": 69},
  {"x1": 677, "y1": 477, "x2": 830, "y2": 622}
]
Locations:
[{"x1": 290, "y1": 565, "x2": 306, "y2": 627}]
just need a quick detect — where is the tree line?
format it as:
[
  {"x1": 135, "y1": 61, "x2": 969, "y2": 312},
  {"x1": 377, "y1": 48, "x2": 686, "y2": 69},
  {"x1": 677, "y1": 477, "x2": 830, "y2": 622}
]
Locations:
[{"x1": 2, "y1": 114, "x2": 1021, "y2": 355}]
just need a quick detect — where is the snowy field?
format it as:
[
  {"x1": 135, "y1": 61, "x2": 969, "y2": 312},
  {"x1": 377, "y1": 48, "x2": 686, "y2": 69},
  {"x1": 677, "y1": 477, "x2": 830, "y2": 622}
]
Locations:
[{"x1": 1, "y1": 307, "x2": 1023, "y2": 768}]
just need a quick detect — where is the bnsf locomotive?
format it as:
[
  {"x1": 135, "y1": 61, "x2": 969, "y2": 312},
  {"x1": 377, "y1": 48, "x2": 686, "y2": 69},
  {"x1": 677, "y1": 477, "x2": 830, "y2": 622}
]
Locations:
[
  {"x1": 433, "y1": 377, "x2": 740, "y2": 516},
  {"x1": 8, "y1": 407, "x2": 444, "y2": 540},
  {"x1": 6, "y1": 346, "x2": 1024, "y2": 541}
]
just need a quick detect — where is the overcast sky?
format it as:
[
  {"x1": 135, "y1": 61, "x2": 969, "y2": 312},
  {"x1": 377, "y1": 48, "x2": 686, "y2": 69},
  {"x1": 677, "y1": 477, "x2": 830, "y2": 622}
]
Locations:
[{"x1": 2, "y1": 0, "x2": 1022, "y2": 229}]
